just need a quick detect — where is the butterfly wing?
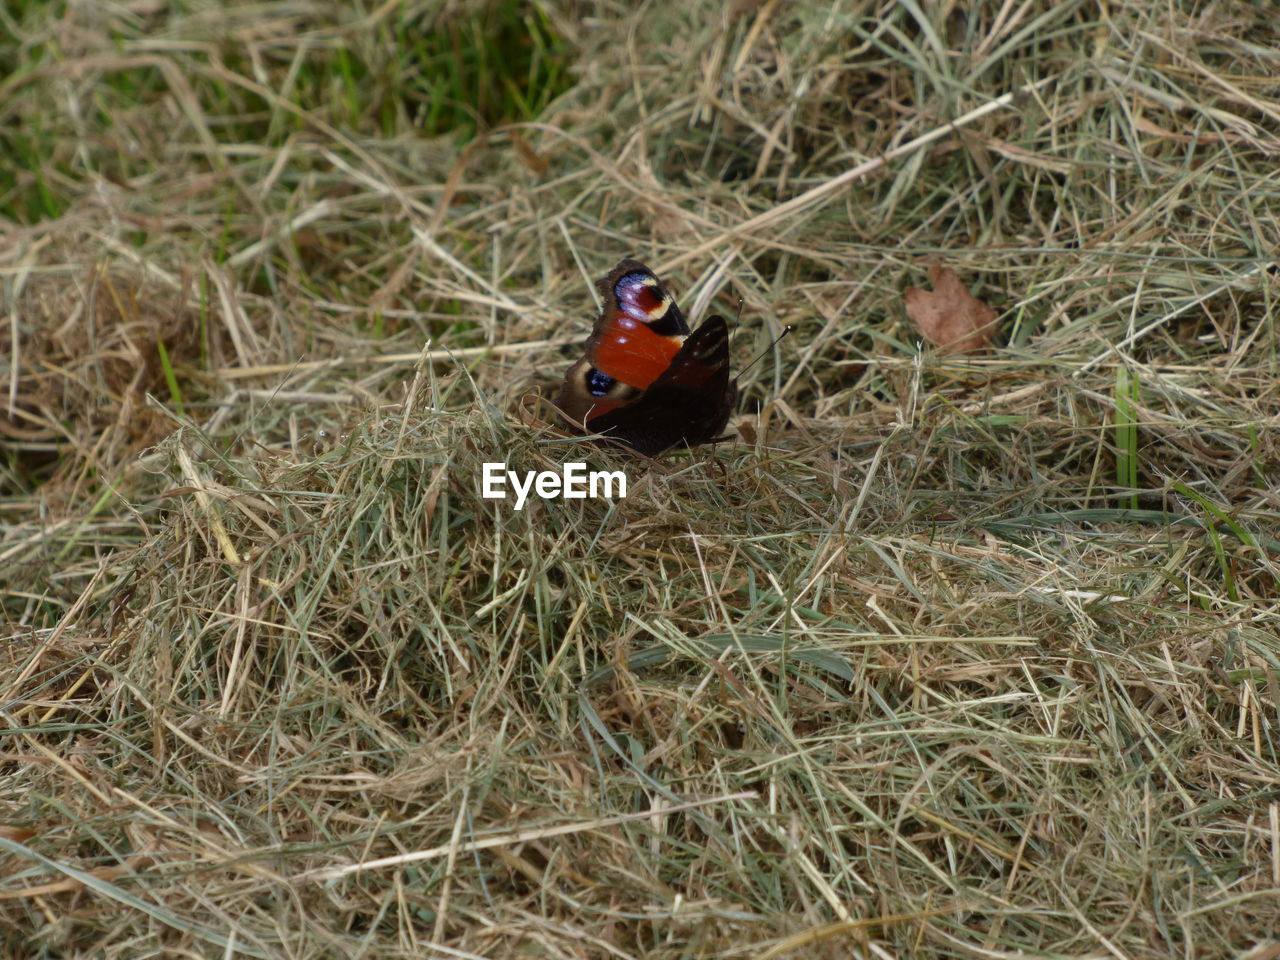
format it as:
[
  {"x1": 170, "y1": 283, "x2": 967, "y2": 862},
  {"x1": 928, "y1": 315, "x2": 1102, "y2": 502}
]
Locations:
[
  {"x1": 585, "y1": 315, "x2": 736, "y2": 456},
  {"x1": 589, "y1": 259, "x2": 691, "y2": 389},
  {"x1": 555, "y1": 259, "x2": 691, "y2": 423}
]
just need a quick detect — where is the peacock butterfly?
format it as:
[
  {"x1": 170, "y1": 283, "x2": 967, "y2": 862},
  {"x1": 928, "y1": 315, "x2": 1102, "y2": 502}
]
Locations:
[{"x1": 554, "y1": 259, "x2": 736, "y2": 457}]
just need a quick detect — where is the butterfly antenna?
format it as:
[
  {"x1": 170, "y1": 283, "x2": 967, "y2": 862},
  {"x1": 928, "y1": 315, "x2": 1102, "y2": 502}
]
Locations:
[{"x1": 736, "y1": 324, "x2": 794, "y2": 379}]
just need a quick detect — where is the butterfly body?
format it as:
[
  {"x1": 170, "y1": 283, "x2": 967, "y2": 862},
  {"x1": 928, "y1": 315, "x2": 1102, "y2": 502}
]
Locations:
[{"x1": 554, "y1": 259, "x2": 735, "y2": 457}]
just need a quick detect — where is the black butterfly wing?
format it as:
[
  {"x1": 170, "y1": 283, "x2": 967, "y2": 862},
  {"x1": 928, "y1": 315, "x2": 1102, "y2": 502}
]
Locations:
[{"x1": 585, "y1": 316, "x2": 736, "y2": 457}]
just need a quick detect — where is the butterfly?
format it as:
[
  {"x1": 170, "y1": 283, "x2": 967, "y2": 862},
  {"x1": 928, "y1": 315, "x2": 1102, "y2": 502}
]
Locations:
[{"x1": 553, "y1": 259, "x2": 736, "y2": 457}]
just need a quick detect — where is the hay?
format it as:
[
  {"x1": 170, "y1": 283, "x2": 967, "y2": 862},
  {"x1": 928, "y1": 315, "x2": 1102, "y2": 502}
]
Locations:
[{"x1": 3, "y1": 1, "x2": 1279, "y2": 956}]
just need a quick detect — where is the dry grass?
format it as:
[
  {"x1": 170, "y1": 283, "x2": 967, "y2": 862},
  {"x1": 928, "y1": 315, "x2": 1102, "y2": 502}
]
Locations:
[{"x1": 3, "y1": 1, "x2": 1280, "y2": 957}]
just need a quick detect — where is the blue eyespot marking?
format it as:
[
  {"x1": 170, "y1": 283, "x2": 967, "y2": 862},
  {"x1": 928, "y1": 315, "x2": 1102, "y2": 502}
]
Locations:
[{"x1": 587, "y1": 368, "x2": 614, "y2": 396}]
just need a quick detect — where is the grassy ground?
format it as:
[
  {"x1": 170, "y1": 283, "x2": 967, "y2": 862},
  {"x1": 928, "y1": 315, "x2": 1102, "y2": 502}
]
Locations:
[{"x1": 3, "y1": 1, "x2": 1280, "y2": 957}]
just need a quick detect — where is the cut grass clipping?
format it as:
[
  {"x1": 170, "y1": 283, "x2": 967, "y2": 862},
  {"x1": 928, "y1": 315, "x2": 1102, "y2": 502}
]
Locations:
[{"x1": 3, "y1": 1, "x2": 1280, "y2": 958}]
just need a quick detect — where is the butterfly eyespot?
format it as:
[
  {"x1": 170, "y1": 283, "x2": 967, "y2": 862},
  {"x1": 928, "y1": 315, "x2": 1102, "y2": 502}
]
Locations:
[
  {"x1": 614, "y1": 272, "x2": 682, "y2": 331},
  {"x1": 586, "y1": 368, "x2": 614, "y2": 396}
]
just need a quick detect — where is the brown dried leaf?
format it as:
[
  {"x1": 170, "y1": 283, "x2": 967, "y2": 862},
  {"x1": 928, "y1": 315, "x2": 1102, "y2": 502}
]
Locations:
[{"x1": 903, "y1": 265, "x2": 998, "y2": 355}]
